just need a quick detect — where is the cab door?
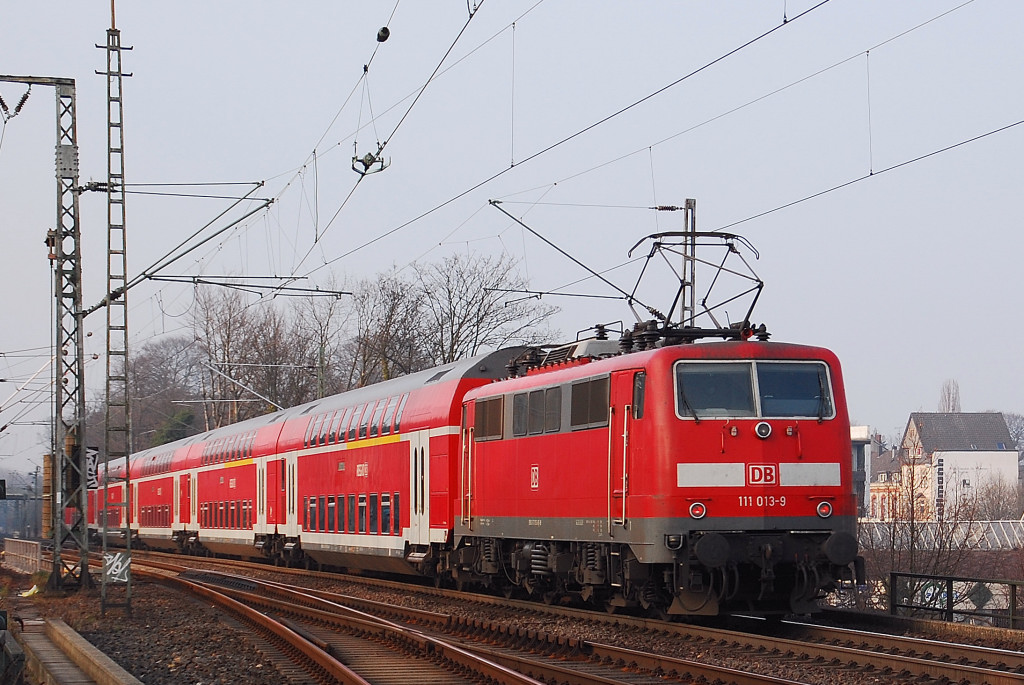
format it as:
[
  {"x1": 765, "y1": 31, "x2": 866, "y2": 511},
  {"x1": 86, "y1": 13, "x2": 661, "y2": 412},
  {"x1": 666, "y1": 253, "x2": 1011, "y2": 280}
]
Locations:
[{"x1": 610, "y1": 369, "x2": 645, "y2": 531}]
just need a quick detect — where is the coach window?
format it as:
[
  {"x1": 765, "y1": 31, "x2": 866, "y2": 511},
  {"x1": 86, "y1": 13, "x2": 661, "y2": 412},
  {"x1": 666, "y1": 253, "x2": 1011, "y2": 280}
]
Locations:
[
  {"x1": 570, "y1": 376, "x2": 610, "y2": 430},
  {"x1": 326, "y1": 496, "x2": 336, "y2": 532},
  {"x1": 358, "y1": 494, "x2": 367, "y2": 533},
  {"x1": 336, "y1": 407, "x2": 353, "y2": 443},
  {"x1": 545, "y1": 387, "x2": 562, "y2": 432},
  {"x1": 302, "y1": 496, "x2": 309, "y2": 529},
  {"x1": 337, "y1": 494, "x2": 345, "y2": 532},
  {"x1": 380, "y1": 396, "x2": 399, "y2": 435},
  {"x1": 344, "y1": 406, "x2": 361, "y2": 442},
  {"x1": 327, "y1": 411, "x2": 344, "y2": 444},
  {"x1": 309, "y1": 416, "x2": 321, "y2": 447},
  {"x1": 359, "y1": 402, "x2": 376, "y2": 439},
  {"x1": 393, "y1": 393, "x2": 409, "y2": 433},
  {"x1": 369, "y1": 493, "x2": 379, "y2": 534},
  {"x1": 349, "y1": 404, "x2": 366, "y2": 441},
  {"x1": 632, "y1": 372, "x2": 646, "y2": 419},
  {"x1": 474, "y1": 396, "x2": 504, "y2": 441},
  {"x1": 369, "y1": 401, "x2": 386, "y2": 438},
  {"x1": 319, "y1": 412, "x2": 335, "y2": 446},
  {"x1": 348, "y1": 494, "x2": 356, "y2": 533},
  {"x1": 393, "y1": 493, "x2": 401, "y2": 534},
  {"x1": 381, "y1": 494, "x2": 391, "y2": 534},
  {"x1": 512, "y1": 393, "x2": 528, "y2": 437},
  {"x1": 528, "y1": 390, "x2": 546, "y2": 435},
  {"x1": 318, "y1": 495, "x2": 327, "y2": 531}
]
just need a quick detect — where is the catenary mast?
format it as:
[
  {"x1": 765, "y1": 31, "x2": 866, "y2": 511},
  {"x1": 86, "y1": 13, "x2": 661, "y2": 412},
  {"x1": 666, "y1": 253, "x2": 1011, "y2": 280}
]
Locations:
[{"x1": 99, "y1": 0, "x2": 133, "y2": 615}]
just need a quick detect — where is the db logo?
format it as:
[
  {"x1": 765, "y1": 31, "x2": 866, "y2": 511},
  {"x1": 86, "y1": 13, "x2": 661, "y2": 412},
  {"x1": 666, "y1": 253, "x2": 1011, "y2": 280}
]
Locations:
[
  {"x1": 530, "y1": 465, "x2": 540, "y2": 490},
  {"x1": 747, "y1": 464, "x2": 777, "y2": 485}
]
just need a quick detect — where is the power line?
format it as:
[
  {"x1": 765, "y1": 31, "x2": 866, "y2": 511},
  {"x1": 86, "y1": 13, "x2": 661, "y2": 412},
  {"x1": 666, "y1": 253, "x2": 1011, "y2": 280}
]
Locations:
[
  {"x1": 713, "y1": 118, "x2": 1024, "y2": 232},
  {"x1": 495, "y1": 0, "x2": 977, "y2": 201},
  {"x1": 292, "y1": 0, "x2": 488, "y2": 273},
  {"x1": 301, "y1": 1, "x2": 829, "y2": 277}
]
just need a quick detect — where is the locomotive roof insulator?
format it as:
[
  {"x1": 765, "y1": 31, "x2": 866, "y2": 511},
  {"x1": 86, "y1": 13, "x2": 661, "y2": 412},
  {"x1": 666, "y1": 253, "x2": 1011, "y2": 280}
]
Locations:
[{"x1": 618, "y1": 329, "x2": 634, "y2": 353}]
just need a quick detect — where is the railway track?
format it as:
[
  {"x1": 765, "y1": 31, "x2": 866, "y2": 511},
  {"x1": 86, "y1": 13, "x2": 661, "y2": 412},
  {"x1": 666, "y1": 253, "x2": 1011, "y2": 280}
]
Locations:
[
  {"x1": 135, "y1": 564, "x2": 541, "y2": 684},
  {"x1": 129, "y1": 551, "x2": 1024, "y2": 684},
  {"x1": 179, "y1": 567, "x2": 804, "y2": 685}
]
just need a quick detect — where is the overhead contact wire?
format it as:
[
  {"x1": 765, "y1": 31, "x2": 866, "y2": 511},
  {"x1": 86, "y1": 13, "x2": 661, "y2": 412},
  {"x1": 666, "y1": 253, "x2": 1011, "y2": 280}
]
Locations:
[
  {"x1": 302, "y1": 0, "x2": 828, "y2": 277},
  {"x1": 292, "y1": 0, "x2": 487, "y2": 275},
  {"x1": 714, "y1": 118, "x2": 1024, "y2": 232}
]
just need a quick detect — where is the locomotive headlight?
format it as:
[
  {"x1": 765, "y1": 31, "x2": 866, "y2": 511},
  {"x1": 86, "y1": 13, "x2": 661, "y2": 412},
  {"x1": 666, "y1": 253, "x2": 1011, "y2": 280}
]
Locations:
[
  {"x1": 816, "y1": 500, "x2": 833, "y2": 518},
  {"x1": 689, "y1": 502, "x2": 707, "y2": 519},
  {"x1": 754, "y1": 421, "x2": 772, "y2": 439}
]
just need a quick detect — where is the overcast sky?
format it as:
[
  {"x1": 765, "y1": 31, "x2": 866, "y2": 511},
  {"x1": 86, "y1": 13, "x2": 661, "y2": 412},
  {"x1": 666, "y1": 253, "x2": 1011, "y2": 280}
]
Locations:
[{"x1": 0, "y1": 1, "x2": 1020, "y2": 476}]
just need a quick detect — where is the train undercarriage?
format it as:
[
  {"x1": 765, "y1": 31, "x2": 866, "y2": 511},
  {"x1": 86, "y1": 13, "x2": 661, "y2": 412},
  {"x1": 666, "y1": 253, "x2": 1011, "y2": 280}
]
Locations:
[
  {"x1": 110, "y1": 526, "x2": 863, "y2": 618},
  {"x1": 442, "y1": 531, "x2": 863, "y2": 617}
]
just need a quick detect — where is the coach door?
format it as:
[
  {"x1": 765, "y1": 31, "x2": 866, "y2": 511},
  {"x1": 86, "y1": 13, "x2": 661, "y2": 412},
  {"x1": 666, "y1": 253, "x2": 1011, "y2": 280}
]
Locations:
[
  {"x1": 609, "y1": 369, "x2": 642, "y2": 532},
  {"x1": 178, "y1": 474, "x2": 191, "y2": 525},
  {"x1": 409, "y1": 432, "x2": 430, "y2": 545}
]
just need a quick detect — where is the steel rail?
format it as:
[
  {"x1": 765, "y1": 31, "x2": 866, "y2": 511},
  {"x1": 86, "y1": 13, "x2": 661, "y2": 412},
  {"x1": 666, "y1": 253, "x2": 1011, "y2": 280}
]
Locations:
[
  {"x1": 190, "y1": 569, "x2": 809, "y2": 685},
  {"x1": 129, "y1": 550, "x2": 1024, "y2": 683},
  {"x1": 156, "y1": 574, "x2": 370, "y2": 685}
]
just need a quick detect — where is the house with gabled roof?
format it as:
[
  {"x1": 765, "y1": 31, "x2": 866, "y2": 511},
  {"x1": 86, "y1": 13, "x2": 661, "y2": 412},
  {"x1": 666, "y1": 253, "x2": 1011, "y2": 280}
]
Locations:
[{"x1": 868, "y1": 412, "x2": 1017, "y2": 521}]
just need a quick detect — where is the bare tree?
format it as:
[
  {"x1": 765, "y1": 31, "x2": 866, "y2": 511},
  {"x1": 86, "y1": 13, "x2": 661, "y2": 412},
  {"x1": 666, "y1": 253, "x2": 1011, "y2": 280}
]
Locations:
[
  {"x1": 415, "y1": 253, "x2": 558, "y2": 365},
  {"x1": 861, "y1": 431, "x2": 986, "y2": 614},
  {"x1": 971, "y1": 473, "x2": 1024, "y2": 520},
  {"x1": 1003, "y1": 412, "x2": 1024, "y2": 451},
  {"x1": 191, "y1": 287, "x2": 266, "y2": 428},
  {"x1": 341, "y1": 270, "x2": 430, "y2": 389},
  {"x1": 128, "y1": 334, "x2": 203, "y2": 449},
  {"x1": 938, "y1": 379, "x2": 962, "y2": 412},
  {"x1": 245, "y1": 303, "x2": 319, "y2": 410},
  {"x1": 294, "y1": 276, "x2": 350, "y2": 398}
]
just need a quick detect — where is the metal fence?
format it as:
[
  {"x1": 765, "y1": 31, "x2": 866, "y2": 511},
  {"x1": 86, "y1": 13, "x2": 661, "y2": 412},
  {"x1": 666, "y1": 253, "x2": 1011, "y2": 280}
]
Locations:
[
  {"x1": 889, "y1": 570, "x2": 1024, "y2": 628},
  {"x1": 2, "y1": 538, "x2": 44, "y2": 575}
]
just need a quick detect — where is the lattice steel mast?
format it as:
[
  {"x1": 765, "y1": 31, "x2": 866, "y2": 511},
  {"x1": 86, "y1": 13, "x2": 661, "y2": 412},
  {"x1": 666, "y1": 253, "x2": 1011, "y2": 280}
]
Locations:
[
  {"x1": 0, "y1": 73, "x2": 91, "y2": 589},
  {"x1": 99, "y1": 4, "x2": 133, "y2": 616}
]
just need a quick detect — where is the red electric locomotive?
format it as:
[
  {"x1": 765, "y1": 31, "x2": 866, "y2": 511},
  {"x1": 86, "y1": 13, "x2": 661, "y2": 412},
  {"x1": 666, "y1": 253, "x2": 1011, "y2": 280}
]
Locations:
[
  {"x1": 88, "y1": 227, "x2": 863, "y2": 617},
  {"x1": 454, "y1": 336, "x2": 860, "y2": 615}
]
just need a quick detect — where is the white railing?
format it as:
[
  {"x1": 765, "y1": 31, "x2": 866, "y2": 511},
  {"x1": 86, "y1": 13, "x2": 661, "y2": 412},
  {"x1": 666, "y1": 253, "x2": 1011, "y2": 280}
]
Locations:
[
  {"x1": 859, "y1": 520, "x2": 1024, "y2": 551},
  {"x1": 3, "y1": 538, "x2": 44, "y2": 574}
]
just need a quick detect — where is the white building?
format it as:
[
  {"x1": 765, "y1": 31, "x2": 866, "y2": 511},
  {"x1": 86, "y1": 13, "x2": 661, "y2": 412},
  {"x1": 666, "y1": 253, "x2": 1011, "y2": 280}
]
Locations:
[{"x1": 869, "y1": 412, "x2": 1017, "y2": 521}]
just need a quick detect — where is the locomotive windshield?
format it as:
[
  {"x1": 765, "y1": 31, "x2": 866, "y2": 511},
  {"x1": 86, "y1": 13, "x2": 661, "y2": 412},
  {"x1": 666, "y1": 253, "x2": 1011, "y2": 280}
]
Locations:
[{"x1": 675, "y1": 360, "x2": 834, "y2": 420}]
